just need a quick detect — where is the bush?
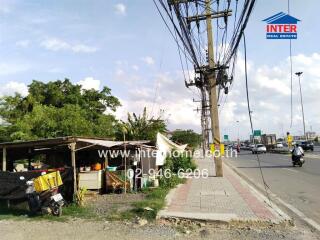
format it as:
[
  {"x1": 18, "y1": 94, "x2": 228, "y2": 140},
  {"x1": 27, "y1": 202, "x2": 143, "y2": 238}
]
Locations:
[
  {"x1": 159, "y1": 174, "x2": 184, "y2": 189},
  {"x1": 164, "y1": 152, "x2": 197, "y2": 173}
]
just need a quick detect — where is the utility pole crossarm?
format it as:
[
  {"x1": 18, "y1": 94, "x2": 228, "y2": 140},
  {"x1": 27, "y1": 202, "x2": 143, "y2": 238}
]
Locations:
[
  {"x1": 187, "y1": 10, "x2": 232, "y2": 23},
  {"x1": 164, "y1": 0, "x2": 229, "y2": 177},
  {"x1": 167, "y1": 0, "x2": 196, "y2": 4}
]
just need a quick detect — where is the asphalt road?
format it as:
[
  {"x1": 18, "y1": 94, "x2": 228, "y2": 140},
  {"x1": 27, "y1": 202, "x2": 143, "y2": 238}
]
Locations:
[{"x1": 225, "y1": 146, "x2": 320, "y2": 230}]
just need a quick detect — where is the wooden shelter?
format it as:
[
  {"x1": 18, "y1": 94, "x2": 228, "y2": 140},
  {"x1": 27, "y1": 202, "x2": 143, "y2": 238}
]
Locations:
[{"x1": 0, "y1": 136, "x2": 155, "y2": 196}]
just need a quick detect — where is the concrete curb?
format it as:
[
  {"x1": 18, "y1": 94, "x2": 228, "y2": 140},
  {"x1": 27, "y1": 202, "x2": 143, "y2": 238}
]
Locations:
[
  {"x1": 157, "y1": 162, "x2": 291, "y2": 224},
  {"x1": 156, "y1": 183, "x2": 183, "y2": 220},
  {"x1": 223, "y1": 162, "x2": 291, "y2": 224},
  {"x1": 224, "y1": 159, "x2": 320, "y2": 232}
]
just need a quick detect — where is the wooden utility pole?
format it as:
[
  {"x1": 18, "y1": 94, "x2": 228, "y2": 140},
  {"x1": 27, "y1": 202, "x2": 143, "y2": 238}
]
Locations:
[
  {"x1": 205, "y1": 0, "x2": 223, "y2": 177},
  {"x1": 70, "y1": 142, "x2": 77, "y2": 197}
]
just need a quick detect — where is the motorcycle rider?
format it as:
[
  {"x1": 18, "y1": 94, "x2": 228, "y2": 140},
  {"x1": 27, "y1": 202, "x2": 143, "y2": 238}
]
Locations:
[{"x1": 292, "y1": 143, "x2": 304, "y2": 162}]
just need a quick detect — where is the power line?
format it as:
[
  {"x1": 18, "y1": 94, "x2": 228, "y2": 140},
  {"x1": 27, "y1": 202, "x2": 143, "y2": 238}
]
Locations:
[{"x1": 243, "y1": 32, "x2": 271, "y2": 203}]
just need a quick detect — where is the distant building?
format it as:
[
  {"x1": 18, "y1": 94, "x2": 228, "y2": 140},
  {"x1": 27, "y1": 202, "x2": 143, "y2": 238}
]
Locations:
[
  {"x1": 293, "y1": 135, "x2": 304, "y2": 141},
  {"x1": 306, "y1": 131, "x2": 316, "y2": 140}
]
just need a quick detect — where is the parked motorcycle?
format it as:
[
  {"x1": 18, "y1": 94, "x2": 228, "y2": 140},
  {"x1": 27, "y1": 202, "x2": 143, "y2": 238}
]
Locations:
[{"x1": 26, "y1": 171, "x2": 65, "y2": 216}]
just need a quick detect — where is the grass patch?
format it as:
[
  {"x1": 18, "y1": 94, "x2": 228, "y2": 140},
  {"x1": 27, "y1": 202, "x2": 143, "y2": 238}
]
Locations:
[
  {"x1": 119, "y1": 176, "x2": 186, "y2": 221},
  {"x1": 0, "y1": 201, "x2": 95, "y2": 222},
  {"x1": 0, "y1": 165, "x2": 189, "y2": 222}
]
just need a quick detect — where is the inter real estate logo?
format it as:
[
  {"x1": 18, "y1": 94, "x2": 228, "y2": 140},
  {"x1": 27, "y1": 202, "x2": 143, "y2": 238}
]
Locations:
[{"x1": 263, "y1": 12, "x2": 300, "y2": 39}]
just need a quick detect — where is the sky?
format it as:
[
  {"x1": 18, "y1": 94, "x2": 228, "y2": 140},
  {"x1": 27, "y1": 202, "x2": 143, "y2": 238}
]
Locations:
[{"x1": 0, "y1": 0, "x2": 319, "y2": 141}]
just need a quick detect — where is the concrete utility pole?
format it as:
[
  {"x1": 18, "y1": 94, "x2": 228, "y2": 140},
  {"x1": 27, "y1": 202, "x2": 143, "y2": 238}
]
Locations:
[
  {"x1": 295, "y1": 71, "x2": 306, "y2": 139},
  {"x1": 205, "y1": 0, "x2": 223, "y2": 177}
]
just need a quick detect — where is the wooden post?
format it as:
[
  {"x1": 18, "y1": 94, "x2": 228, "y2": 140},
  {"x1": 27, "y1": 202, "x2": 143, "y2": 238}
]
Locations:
[
  {"x1": 28, "y1": 148, "x2": 32, "y2": 170},
  {"x1": 2, "y1": 147, "x2": 6, "y2": 171},
  {"x1": 104, "y1": 154, "x2": 108, "y2": 169},
  {"x1": 70, "y1": 143, "x2": 77, "y2": 197},
  {"x1": 123, "y1": 132, "x2": 127, "y2": 194}
]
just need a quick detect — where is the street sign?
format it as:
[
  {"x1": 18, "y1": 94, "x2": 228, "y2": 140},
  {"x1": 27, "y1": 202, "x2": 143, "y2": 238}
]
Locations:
[
  {"x1": 253, "y1": 130, "x2": 262, "y2": 137},
  {"x1": 224, "y1": 135, "x2": 229, "y2": 141}
]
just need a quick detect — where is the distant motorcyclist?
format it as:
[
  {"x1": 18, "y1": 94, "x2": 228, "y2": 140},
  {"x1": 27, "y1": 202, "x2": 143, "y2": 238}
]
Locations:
[
  {"x1": 236, "y1": 144, "x2": 240, "y2": 153},
  {"x1": 291, "y1": 143, "x2": 304, "y2": 161}
]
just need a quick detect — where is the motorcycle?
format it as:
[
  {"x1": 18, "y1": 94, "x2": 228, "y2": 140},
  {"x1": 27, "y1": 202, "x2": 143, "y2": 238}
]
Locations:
[
  {"x1": 26, "y1": 172, "x2": 65, "y2": 216},
  {"x1": 292, "y1": 154, "x2": 305, "y2": 167}
]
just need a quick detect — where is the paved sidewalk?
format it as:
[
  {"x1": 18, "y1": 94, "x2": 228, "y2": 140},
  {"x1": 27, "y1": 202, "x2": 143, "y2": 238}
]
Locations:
[{"x1": 158, "y1": 157, "x2": 290, "y2": 223}]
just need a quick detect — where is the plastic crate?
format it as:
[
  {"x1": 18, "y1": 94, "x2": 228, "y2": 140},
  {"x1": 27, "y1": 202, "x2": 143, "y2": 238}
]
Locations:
[{"x1": 34, "y1": 171, "x2": 63, "y2": 193}]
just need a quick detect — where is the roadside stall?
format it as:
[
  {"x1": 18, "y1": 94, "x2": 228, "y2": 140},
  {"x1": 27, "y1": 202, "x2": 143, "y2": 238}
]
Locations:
[{"x1": 0, "y1": 136, "x2": 157, "y2": 200}]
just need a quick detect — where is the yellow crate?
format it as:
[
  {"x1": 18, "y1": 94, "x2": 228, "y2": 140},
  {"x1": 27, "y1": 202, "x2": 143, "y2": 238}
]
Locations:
[{"x1": 34, "y1": 171, "x2": 63, "y2": 193}]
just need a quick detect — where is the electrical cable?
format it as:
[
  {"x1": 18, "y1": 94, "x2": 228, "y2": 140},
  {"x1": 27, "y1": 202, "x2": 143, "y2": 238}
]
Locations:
[
  {"x1": 243, "y1": 32, "x2": 271, "y2": 203},
  {"x1": 157, "y1": 0, "x2": 200, "y2": 66},
  {"x1": 153, "y1": 0, "x2": 194, "y2": 65},
  {"x1": 223, "y1": 0, "x2": 256, "y2": 65}
]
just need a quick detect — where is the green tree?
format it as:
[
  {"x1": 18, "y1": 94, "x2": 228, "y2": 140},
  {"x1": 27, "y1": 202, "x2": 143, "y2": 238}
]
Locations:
[
  {"x1": 171, "y1": 129, "x2": 201, "y2": 149},
  {"x1": 0, "y1": 79, "x2": 120, "y2": 141},
  {"x1": 116, "y1": 107, "x2": 167, "y2": 143}
]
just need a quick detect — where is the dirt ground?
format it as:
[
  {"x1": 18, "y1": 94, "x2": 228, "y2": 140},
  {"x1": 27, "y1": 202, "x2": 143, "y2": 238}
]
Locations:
[
  {"x1": 0, "y1": 194, "x2": 319, "y2": 240},
  {"x1": 0, "y1": 217, "x2": 319, "y2": 240},
  {"x1": 87, "y1": 191, "x2": 146, "y2": 216}
]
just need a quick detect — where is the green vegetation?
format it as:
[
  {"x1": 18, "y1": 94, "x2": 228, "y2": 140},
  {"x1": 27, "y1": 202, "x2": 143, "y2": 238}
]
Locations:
[
  {"x1": 75, "y1": 187, "x2": 88, "y2": 207},
  {"x1": 116, "y1": 107, "x2": 167, "y2": 143},
  {"x1": 107, "y1": 177, "x2": 185, "y2": 221},
  {"x1": 0, "y1": 79, "x2": 120, "y2": 141},
  {"x1": 164, "y1": 152, "x2": 197, "y2": 173},
  {"x1": 170, "y1": 129, "x2": 201, "y2": 150},
  {"x1": 118, "y1": 152, "x2": 196, "y2": 220},
  {"x1": 0, "y1": 80, "x2": 168, "y2": 143},
  {"x1": 0, "y1": 202, "x2": 95, "y2": 222}
]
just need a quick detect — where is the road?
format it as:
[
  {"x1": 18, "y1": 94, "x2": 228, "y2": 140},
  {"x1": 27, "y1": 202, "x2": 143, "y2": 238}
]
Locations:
[{"x1": 225, "y1": 146, "x2": 320, "y2": 231}]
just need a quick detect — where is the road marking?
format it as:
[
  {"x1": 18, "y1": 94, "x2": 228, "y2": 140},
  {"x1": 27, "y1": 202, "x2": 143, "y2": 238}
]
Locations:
[
  {"x1": 275, "y1": 196, "x2": 320, "y2": 232},
  {"x1": 224, "y1": 160, "x2": 320, "y2": 232},
  {"x1": 305, "y1": 154, "x2": 320, "y2": 160},
  {"x1": 251, "y1": 178, "x2": 320, "y2": 232},
  {"x1": 283, "y1": 168, "x2": 299, "y2": 173}
]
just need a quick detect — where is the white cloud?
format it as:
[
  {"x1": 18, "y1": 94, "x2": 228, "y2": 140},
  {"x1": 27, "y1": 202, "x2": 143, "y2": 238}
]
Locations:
[
  {"x1": 114, "y1": 3, "x2": 126, "y2": 15},
  {"x1": 114, "y1": 71, "x2": 200, "y2": 130},
  {"x1": 40, "y1": 38, "x2": 97, "y2": 53},
  {"x1": 0, "y1": 81, "x2": 28, "y2": 97},
  {"x1": 115, "y1": 68, "x2": 125, "y2": 77},
  {"x1": 132, "y1": 65, "x2": 139, "y2": 71},
  {"x1": 113, "y1": 52, "x2": 320, "y2": 137},
  {"x1": 16, "y1": 40, "x2": 30, "y2": 48},
  {"x1": 0, "y1": 63, "x2": 30, "y2": 75},
  {"x1": 77, "y1": 77, "x2": 101, "y2": 90},
  {"x1": 219, "y1": 52, "x2": 320, "y2": 140},
  {"x1": 141, "y1": 56, "x2": 155, "y2": 65}
]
